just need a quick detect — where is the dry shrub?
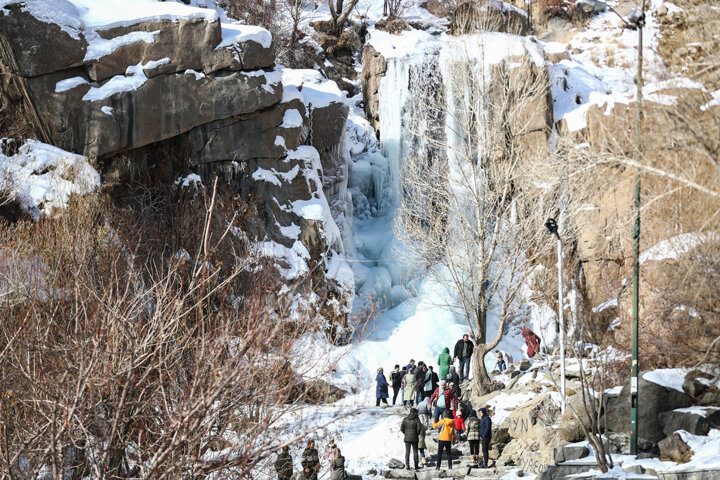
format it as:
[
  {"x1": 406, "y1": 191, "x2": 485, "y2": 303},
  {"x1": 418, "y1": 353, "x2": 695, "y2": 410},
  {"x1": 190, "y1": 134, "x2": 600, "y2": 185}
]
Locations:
[
  {"x1": 0, "y1": 184, "x2": 350, "y2": 479},
  {"x1": 374, "y1": 16, "x2": 410, "y2": 33},
  {"x1": 540, "y1": 0, "x2": 586, "y2": 23}
]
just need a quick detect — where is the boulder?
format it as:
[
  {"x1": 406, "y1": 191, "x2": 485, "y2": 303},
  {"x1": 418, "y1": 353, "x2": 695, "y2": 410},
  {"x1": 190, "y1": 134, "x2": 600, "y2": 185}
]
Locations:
[
  {"x1": 554, "y1": 445, "x2": 589, "y2": 463},
  {"x1": 658, "y1": 433, "x2": 693, "y2": 463},
  {"x1": 699, "y1": 390, "x2": 720, "y2": 407},
  {"x1": 519, "y1": 359, "x2": 531, "y2": 371},
  {"x1": 682, "y1": 369, "x2": 714, "y2": 399},
  {"x1": 605, "y1": 371, "x2": 693, "y2": 444},
  {"x1": 659, "y1": 407, "x2": 720, "y2": 437},
  {"x1": 387, "y1": 458, "x2": 405, "y2": 469},
  {"x1": 558, "y1": 419, "x2": 586, "y2": 443},
  {"x1": 505, "y1": 393, "x2": 561, "y2": 442},
  {"x1": 25, "y1": 67, "x2": 282, "y2": 158}
]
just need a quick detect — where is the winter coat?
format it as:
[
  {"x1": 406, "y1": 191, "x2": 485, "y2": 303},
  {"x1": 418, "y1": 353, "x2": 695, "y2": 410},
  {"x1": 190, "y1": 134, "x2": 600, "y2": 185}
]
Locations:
[
  {"x1": 400, "y1": 411, "x2": 422, "y2": 443},
  {"x1": 466, "y1": 415, "x2": 481, "y2": 441},
  {"x1": 446, "y1": 369, "x2": 461, "y2": 396},
  {"x1": 376, "y1": 373, "x2": 389, "y2": 399},
  {"x1": 415, "y1": 368, "x2": 426, "y2": 394},
  {"x1": 301, "y1": 448, "x2": 320, "y2": 478},
  {"x1": 274, "y1": 451, "x2": 293, "y2": 480},
  {"x1": 423, "y1": 369, "x2": 433, "y2": 391},
  {"x1": 430, "y1": 371, "x2": 439, "y2": 391},
  {"x1": 432, "y1": 417, "x2": 457, "y2": 442},
  {"x1": 330, "y1": 456, "x2": 346, "y2": 480},
  {"x1": 453, "y1": 338, "x2": 475, "y2": 360},
  {"x1": 403, "y1": 373, "x2": 417, "y2": 402},
  {"x1": 479, "y1": 408, "x2": 492, "y2": 439},
  {"x1": 452, "y1": 411, "x2": 465, "y2": 433},
  {"x1": 522, "y1": 328, "x2": 541, "y2": 358},
  {"x1": 390, "y1": 369, "x2": 403, "y2": 388},
  {"x1": 429, "y1": 386, "x2": 456, "y2": 411},
  {"x1": 418, "y1": 422, "x2": 427, "y2": 449},
  {"x1": 417, "y1": 398, "x2": 431, "y2": 416},
  {"x1": 438, "y1": 347, "x2": 452, "y2": 380}
]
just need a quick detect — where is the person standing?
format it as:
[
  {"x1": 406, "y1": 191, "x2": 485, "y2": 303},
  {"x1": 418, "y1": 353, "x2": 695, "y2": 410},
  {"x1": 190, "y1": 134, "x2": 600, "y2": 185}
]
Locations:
[
  {"x1": 429, "y1": 379, "x2": 456, "y2": 422},
  {"x1": 390, "y1": 364, "x2": 404, "y2": 405},
  {"x1": 429, "y1": 366, "x2": 439, "y2": 393},
  {"x1": 330, "y1": 449, "x2": 347, "y2": 480},
  {"x1": 478, "y1": 407, "x2": 492, "y2": 468},
  {"x1": 432, "y1": 410, "x2": 456, "y2": 470},
  {"x1": 400, "y1": 407, "x2": 422, "y2": 470},
  {"x1": 453, "y1": 334, "x2": 474, "y2": 381},
  {"x1": 274, "y1": 446, "x2": 293, "y2": 480},
  {"x1": 495, "y1": 350, "x2": 507, "y2": 372},
  {"x1": 453, "y1": 410, "x2": 465, "y2": 442},
  {"x1": 376, "y1": 368, "x2": 389, "y2": 406},
  {"x1": 402, "y1": 367, "x2": 417, "y2": 407},
  {"x1": 418, "y1": 418, "x2": 428, "y2": 468},
  {"x1": 438, "y1": 348, "x2": 452, "y2": 381},
  {"x1": 522, "y1": 328, "x2": 542, "y2": 358},
  {"x1": 446, "y1": 366, "x2": 461, "y2": 397},
  {"x1": 415, "y1": 363, "x2": 427, "y2": 402},
  {"x1": 417, "y1": 396, "x2": 431, "y2": 427},
  {"x1": 465, "y1": 410, "x2": 481, "y2": 466},
  {"x1": 301, "y1": 440, "x2": 320, "y2": 480},
  {"x1": 323, "y1": 438, "x2": 338, "y2": 464}
]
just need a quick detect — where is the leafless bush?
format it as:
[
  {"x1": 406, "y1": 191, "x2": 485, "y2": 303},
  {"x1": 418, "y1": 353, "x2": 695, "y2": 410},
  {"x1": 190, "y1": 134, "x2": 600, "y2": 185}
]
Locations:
[{"x1": 0, "y1": 183, "x2": 351, "y2": 479}]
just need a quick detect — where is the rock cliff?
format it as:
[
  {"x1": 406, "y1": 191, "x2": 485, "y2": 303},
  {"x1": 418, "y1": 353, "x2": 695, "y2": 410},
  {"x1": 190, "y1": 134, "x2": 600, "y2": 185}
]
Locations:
[{"x1": 0, "y1": 0, "x2": 354, "y2": 329}]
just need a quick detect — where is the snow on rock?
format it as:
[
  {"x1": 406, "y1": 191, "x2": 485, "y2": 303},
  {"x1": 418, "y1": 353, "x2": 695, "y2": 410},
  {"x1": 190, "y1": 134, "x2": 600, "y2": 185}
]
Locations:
[
  {"x1": 640, "y1": 232, "x2": 719, "y2": 264},
  {"x1": 174, "y1": 173, "x2": 203, "y2": 187},
  {"x1": 281, "y1": 108, "x2": 304, "y2": 129},
  {"x1": 83, "y1": 29, "x2": 160, "y2": 61},
  {"x1": 82, "y1": 58, "x2": 171, "y2": 102},
  {"x1": 281, "y1": 68, "x2": 347, "y2": 108},
  {"x1": 0, "y1": 139, "x2": 100, "y2": 219},
  {"x1": 216, "y1": 22, "x2": 271, "y2": 49},
  {"x1": 643, "y1": 368, "x2": 691, "y2": 393},
  {"x1": 55, "y1": 76, "x2": 89, "y2": 93},
  {"x1": 672, "y1": 406, "x2": 720, "y2": 418},
  {"x1": 673, "y1": 429, "x2": 720, "y2": 471}
]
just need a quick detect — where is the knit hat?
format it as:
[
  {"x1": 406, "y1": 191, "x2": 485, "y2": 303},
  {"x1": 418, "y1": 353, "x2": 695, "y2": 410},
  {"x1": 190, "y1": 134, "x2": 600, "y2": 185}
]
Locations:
[{"x1": 470, "y1": 409, "x2": 477, "y2": 417}]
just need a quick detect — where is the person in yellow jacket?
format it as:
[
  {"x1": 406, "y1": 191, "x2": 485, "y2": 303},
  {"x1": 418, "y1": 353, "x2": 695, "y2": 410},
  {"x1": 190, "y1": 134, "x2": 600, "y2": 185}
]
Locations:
[{"x1": 432, "y1": 410, "x2": 456, "y2": 470}]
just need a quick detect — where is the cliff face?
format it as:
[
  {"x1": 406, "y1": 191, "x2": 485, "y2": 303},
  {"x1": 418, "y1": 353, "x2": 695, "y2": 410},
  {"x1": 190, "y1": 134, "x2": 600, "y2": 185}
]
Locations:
[{"x1": 0, "y1": 0, "x2": 354, "y2": 329}]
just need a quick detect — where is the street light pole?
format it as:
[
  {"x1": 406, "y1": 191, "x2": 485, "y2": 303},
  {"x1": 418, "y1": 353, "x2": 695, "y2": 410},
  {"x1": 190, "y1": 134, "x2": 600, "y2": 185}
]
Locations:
[
  {"x1": 545, "y1": 218, "x2": 566, "y2": 414},
  {"x1": 630, "y1": 0, "x2": 646, "y2": 457}
]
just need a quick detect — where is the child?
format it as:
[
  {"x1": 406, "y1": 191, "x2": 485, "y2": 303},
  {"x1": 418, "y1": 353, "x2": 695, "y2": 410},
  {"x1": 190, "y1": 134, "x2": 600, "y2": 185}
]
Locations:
[{"x1": 452, "y1": 410, "x2": 466, "y2": 442}]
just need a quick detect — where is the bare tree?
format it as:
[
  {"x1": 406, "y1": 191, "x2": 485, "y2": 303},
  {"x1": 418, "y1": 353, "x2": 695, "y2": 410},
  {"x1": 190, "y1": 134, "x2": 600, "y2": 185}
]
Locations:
[
  {"x1": 395, "y1": 38, "x2": 570, "y2": 393},
  {"x1": 327, "y1": 0, "x2": 361, "y2": 35},
  {"x1": 0, "y1": 183, "x2": 353, "y2": 479}
]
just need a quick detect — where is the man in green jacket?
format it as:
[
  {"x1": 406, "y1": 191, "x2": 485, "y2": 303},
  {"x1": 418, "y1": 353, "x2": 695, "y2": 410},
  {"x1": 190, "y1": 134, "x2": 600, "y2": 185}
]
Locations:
[{"x1": 438, "y1": 347, "x2": 452, "y2": 380}]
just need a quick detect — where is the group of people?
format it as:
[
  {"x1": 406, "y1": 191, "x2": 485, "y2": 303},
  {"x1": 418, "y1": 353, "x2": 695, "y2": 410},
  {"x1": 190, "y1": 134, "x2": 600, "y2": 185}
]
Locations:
[
  {"x1": 274, "y1": 438, "x2": 346, "y2": 480},
  {"x1": 375, "y1": 335, "x2": 476, "y2": 407}
]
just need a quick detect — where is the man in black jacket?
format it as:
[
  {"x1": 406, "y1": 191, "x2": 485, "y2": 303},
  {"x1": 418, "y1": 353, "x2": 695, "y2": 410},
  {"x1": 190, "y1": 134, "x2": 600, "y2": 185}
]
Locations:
[
  {"x1": 478, "y1": 407, "x2": 492, "y2": 468},
  {"x1": 400, "y1": 408, "x2": 422, "y2": 470},
  {"x1": 274, "y1": 446, "x2": 293, "y2": 480},
  {"x1": 453, "y1": 334, "x2": 474, "y2": 381},
  {"x1": 390, "y1": 364, "x2": 404, "y2": 405}
]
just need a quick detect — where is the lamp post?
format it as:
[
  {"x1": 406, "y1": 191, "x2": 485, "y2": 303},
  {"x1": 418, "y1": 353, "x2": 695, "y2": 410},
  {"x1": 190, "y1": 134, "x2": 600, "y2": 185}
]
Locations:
[
  {"x1": 575, "y1": 0, "x2": 646, "y2": 455},
  {"x1": 545, "y1": 218, "x2": 565, "y2": 415}
]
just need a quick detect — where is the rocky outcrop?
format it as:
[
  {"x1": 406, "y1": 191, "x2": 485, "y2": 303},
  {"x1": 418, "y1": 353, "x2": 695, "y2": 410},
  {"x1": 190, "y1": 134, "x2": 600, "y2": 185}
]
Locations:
[
  {"x1": 0, "y1": 1, "x2": 354, "y2": 328},
  {"x1": 360, "y1": 45, "x2": 387, "y2": 132}
]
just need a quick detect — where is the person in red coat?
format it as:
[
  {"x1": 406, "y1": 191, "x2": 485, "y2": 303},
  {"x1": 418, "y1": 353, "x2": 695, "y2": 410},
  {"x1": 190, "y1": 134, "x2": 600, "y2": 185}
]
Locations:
[{"x1": 522, "y1": 328, "x2": 542, "y2": 358}]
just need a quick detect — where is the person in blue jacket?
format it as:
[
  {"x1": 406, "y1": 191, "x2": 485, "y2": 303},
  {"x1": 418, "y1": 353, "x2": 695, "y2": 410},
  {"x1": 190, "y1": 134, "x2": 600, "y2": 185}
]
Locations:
[
  {"x1": 376, "y1": 367, "x2": 389, "y2": 406},
  {"x1": 478, "y1": 407, "x2": 492, "y2": 468}
]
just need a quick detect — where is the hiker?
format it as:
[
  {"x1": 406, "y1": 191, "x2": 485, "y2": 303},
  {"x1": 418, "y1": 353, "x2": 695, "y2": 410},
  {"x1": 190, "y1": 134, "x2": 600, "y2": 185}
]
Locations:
[
  {"x1": 429, "y1": 366, "x2": 439, "y2": 392},
  {"x1": 376, "y1": 367, "x2": 389, "y2": 406},
  {"x1": 401, "y1": 407, "x2": 422, "y2": 470},
  {"x1": 323, "y1": 438, "x2": 338, "y2": 463},
  {"x1": 418, "y1": 417, "x2": 428, "y2": 467},
  {"x1": 417, "y1": 396, "x2": 431, "y2": 427},
  {"x1": 422, "y1": 363, "x2": 433, "y2": 400},
  {"x1": 406, "y1": 359, "x2": 416, "y2": 371},
  {"x1": 438, "y1": 347, "x2": 452, "y2": 380},
  {"x1": 522, "y1": 328, "x2": 542, "y2": 358},
  {"x1": 330, "y1": 448, "x2": 347, "y2": 480},
  {"x1": 446, "y1": 366, "x2": 461, "y2": 397},
  {"x1": 479, "y1": 407, "x2": 492, "y2": 468},
  {"x1": 495, "y1": 350, "x2": 507, "y2": 372},
  {"x1": 390, "y1": 364, "x2": 404, "y2": 405},
  {"x1": 399, "y1": 366, "x2": 407, "y2": 403},
  {"x1": 429, "y1": 379, "x2": 456, "y2": 422},
  {"x1": 432, "y1": 410, "x2": 456, "y2": 470},
  {"x1": 402, "y1": 366, "x2": 417, "y2": 407},
  {"x1": 274, "y1": 446, "x2": 293, "y2": 480},
  {"x1": 466, "y1": 410, "x2": 481, "y2": 466},
  {"x1": 453, "y1": 334, "x2": 474, "y2": 381},
  {"x1": 414, "y1": 362, "x2": 426, "y2": 402},
  {"x1": 453, "y1": 409, "x2": 466, "y2": 441},
  {"x1": 301, "y1": 440, "x2": 320, "y2": 480}
]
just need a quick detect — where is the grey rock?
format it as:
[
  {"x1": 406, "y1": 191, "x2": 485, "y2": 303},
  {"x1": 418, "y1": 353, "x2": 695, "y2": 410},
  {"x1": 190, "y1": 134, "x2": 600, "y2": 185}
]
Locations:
[
  {"x1": 658, "y1": 433, "x2": 693, "y2": 463},
  {"x1": 203, "y1": 40, "x2": 273, "y2": 74},
  {"x1": 0, "y1": 3, "x2": 87, "y2": 77},
  {"x1": 699, "y1": 390, "x2": 720, "y2": 407},
  {"x1": 682, "y1": 370, "x2": 714, "y2": 399},
  {"x1": 519, "y1": 359, "x2": 531, "y2": 371},
  {"x1": 659, "y1": 408, "x2": 720, "y2": 437},
  {"x1": 605, "y1": 371, "x2": 693, "y2": 444},
  {"x1": 188, "y1": 99, "x2": 307, "y2": 165},
  {"x1": 625, "y1": 464, "x2": 645, "y2": 474},
  {"x1": 554, "y1": 445, "x2": 590, "y2": 463},
  {"x1": 26, "y1": 67, "x2": 282, "y2": 158},
  {"x1": 415, "y1": 470, "x2": 444, "y2": 480},
  {"x1": 359, "y1": 45, "x2": 386, "y2": 131},
  {"x1": 387, "y1": 458, "x2": 405, "y2": 469}
]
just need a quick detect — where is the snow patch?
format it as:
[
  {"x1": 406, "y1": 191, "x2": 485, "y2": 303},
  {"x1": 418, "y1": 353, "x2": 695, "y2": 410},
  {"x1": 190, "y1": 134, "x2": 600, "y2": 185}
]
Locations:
[
  {"x1": 82, "y1": 58, "x2": 170, "y2": 102},
  {"x1": 643, "y1": 368, "x2": 690, "y2": 393},
  {"x1": 83, "y1": 29, "x2": 160, "y2": 61},
  {"x1": 640, "y1": 232, "x2": 719, "y2": 264},
  {"x1": 174, "y1": 173, "x2": 203, "y2": 187},
  {"x1": 55, "y1": 76, "x2": 89, "y2": 93},
  {"x1": 217, "y1": 22, "x2": 272, "y2": 49}
]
